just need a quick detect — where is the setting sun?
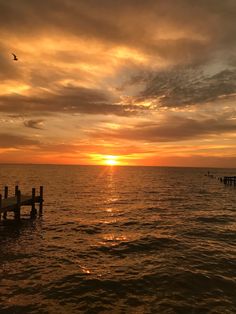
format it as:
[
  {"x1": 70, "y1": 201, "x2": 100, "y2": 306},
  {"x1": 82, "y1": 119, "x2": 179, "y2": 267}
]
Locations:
[{"x1": 104, "y1": 155, "x2": 118, "y2": 166}]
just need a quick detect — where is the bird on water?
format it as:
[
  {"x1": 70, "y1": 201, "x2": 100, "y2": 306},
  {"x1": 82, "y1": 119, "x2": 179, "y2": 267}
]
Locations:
[{"x1": 12, "y1": 53, "x2": 18, "y2": 61}]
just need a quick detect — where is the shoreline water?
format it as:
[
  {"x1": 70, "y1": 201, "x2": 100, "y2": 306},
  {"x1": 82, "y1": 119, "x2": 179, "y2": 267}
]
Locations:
[{"x1": 0, "y1": 165, "x2": 236, "y2": 313}]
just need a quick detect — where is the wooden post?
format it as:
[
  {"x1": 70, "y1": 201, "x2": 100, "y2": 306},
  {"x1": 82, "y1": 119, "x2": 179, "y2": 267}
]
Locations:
[
  {"x1": 39, "y1": 186, "x2": 43, "y2": 215},
  {"x1": 0, "y1": 194, "x2": 2, "y2": 221},
  {"x1": 4, "y1": 186, "x2": 8, "y2": 199},
  {"x1": 3, "y1": 187, "x2": 8, "y2": 219},
  {"x1": 14, "y1": 190, "x2": 21, "y2": 220},
  {"x1": 31, "y1": 188, "x2": 37, "y2": 217},
  {"x1": 15, "y1": 185, "x2": 19, "y2": 196}
]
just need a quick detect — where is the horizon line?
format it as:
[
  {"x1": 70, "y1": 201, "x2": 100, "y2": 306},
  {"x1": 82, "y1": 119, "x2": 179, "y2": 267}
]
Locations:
[{"x1": 0, "y1": 162, "x2": 235, "y2": 169}]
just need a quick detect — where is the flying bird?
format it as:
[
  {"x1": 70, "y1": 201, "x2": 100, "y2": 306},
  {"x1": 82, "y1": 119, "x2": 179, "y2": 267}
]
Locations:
[{"x1": 12, "y1": 53, "x2": 18, "y2": 61}]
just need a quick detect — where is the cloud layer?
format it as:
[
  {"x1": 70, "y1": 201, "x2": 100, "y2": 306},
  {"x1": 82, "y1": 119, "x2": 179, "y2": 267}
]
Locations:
[
  {"x1": 136, "y1": 67, "x2": 236, "y2": 108},
  {"x1": 0, "y1": 0, "x2": 236, "y2": 166},
  {"x1": 91, "y1": 115, "x2": 236, "y2": 142}
]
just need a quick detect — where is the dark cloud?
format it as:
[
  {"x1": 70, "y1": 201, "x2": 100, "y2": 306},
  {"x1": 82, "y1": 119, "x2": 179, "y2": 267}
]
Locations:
[
  {"x1": 1, "y1": 0, "x2": 236, "y2": 111},
  {"x1": 0, "y1": 133, "x2": 39, "y2": 148},
  {"x1": 92, "y1": 115, "x2": 236, "y2": 142},
  {"x1": 135, "y1": 66, "x2": 236, "y2": 108},
  {"x1": 1, "y1": 0, "x2": 236, "y2": 63},
  {"x1": 24, "y1": 119, "x2": 45, "y2": 129},
  {"x1": 0, "y1": 85, "x2": 142, "y2": 116}
]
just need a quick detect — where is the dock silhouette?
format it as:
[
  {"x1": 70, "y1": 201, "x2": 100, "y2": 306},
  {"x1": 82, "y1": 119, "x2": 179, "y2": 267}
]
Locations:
[
  {"x1": 0, "y1": 186, "x2": 43, "y2": 220},
  {"x1": 220, "y1": 176, "x2": 236, "y2": 186}
]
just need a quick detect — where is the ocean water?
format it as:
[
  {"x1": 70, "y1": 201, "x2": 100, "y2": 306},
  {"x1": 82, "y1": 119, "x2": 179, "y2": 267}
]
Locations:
[{"x1": 0, "y1": 165, "x2": 235, "y2": 314}]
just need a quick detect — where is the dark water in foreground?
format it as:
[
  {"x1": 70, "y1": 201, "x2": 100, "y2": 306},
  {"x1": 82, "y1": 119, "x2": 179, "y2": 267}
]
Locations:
[{"x1": 0, "y1": 165, "x2": 236, "y2": 314}]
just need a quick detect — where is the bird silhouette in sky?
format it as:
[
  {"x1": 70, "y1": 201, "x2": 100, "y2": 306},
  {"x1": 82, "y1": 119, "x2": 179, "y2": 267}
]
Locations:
[{"x1": 12, "y1": 53, "x2": 18, "y2": 61}]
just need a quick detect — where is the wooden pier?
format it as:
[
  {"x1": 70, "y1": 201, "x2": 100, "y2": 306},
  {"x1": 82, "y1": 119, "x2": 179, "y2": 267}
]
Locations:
[
  {"x1": 206, "y1": 171, "x2": 236, "y2": 187},
  {"x1": 0, "y1": 186, "x2": 43, "y2": 220},
  {"x1": 219, "y1": 176, "x2": 236, "y2": 186}
]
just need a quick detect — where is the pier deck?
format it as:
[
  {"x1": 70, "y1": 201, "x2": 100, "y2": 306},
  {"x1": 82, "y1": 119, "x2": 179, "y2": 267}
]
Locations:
[{"x1": 0, "y1": 195, "x2": 42, "y2": 213}]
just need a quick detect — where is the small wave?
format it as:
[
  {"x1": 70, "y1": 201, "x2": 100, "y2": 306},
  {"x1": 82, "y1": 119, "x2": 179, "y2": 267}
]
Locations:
[
  {"x1": 183, "y1": 229, "x2": 236, "y2": 245},
  {"x1": 97, "y1": 235, "x2": 181, "y2": 255},
  {"x1": 196, "y1": 216, "x2": 235, "y2": 224},
  {"x1": 72, "y1": 224, "x2": 102, "y2": 234}
]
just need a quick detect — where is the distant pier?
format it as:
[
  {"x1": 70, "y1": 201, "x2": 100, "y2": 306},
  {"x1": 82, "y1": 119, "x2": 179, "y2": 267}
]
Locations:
[
  {"x1": 219, "y1": 176, "x2": 236, "y2": 186},
  {"x1": 206, "y1": 172, "x2": 236, "y2": 187},
  {"x1": 0, "y1": 186, "x2": 43, "y2": 220}
]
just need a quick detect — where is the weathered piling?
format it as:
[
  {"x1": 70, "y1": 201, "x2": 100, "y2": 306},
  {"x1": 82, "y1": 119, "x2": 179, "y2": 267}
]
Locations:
[
  {"x1": 4, "y1": 186, "x2": 8, "y2": 199},
  {"x1": 14, "y1": 190, "x2": 21, "y2": 220},
  {"x1": 3, "y1": 186, "x2": 8, "y2": 219},
  {"x1": 31, "y1": 188, "x2": 37, "y2": 217},
  {"x1": 39, "y1": 186, "x2": 43, "y2": 216},
  {"x1": 15, "y1": 185, "x2": 19, "y2": 196},
  {"x1": 0, "y1": 194, "x2": 2, "y2": 221}
]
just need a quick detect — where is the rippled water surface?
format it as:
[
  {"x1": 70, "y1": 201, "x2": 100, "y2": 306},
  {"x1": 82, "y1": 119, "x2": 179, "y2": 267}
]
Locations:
[{"x1": 0, "y1": 165, "x2": 236, "y2": 313}]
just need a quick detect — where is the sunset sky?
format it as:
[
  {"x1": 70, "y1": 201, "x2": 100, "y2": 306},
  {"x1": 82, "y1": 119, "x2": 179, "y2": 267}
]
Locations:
[{"x1": 0, "y1": 0, "x2": 236, "y2": 167}]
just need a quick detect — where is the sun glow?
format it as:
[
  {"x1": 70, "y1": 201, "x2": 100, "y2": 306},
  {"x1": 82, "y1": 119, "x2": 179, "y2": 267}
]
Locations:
[
  {"x1": 104, "y1": 155, "x2": 118, "y2": 166},
  {"x1": 89, "y1": 153, "x2": 122, "y2": 165}
]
